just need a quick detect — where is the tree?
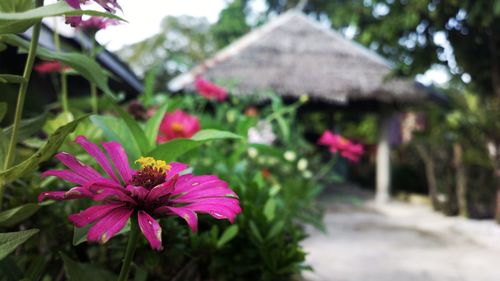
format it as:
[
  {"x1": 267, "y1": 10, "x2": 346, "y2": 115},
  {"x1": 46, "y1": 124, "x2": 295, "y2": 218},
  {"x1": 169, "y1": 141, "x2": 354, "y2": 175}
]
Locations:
[
  {"x1": 211, "y1": 0, "x2": 250, "y2": 49},
  {"x1": 118, "y1": 16, "x2": 216, "y2": 90},
  {"x1": 263, "y1": 0, "x2": 500, "y2": 97}
]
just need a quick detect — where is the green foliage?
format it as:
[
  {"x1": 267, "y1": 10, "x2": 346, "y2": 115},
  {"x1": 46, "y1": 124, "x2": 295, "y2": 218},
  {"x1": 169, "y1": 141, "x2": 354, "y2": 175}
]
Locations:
[
  {"x1": 61, "y1": 253, "x2": 116, "y2": 280},
  {"x1": 211, "y1": 0, "x2": 250, "y2": 49},
  {"x1": 0, "y1": 229, "x2": 38, "y2": 261},
  {"x1": 0, "y1": 115, "x2": 87, "y2": 184},
  {"x1": 149, "y1": 129, "x2": 242, "y2": 162},
  {"x1": 2, "y1": 35, "x2": 115, "y2": 98},
  {"x1": 0, "y1": 202, "x2": 49, "y2": 227}
]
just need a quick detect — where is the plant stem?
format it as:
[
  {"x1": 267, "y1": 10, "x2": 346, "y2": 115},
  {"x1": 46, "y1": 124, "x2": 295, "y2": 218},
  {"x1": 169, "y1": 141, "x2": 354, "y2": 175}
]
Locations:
[
  {"x1": 53, "y1": 20, "x2": 69, "y2": 113},
  {"x1": 0, "y1": 2, "x2": 44, "y2": 209},
  {"x1": 90, "y1": 36, "x2": 98, "y2": 113},
  {"x1": 117, "y1": 216, "x2": 140, "y2": 281}
]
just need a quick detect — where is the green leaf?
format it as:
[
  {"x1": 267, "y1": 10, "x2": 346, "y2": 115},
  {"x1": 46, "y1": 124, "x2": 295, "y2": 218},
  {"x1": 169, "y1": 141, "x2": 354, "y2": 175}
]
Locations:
[
  {"x1": 42, "y1": 111, "x2": 74, "y2": 136},
  {"x1": 0, "y1": 1, "x2": 124, "y2": 34},
  {"x1": 72, "y1": 225, "x2": 91, "y2": 246},
  {"x1": 149, "y1": 129, "x2": 242, "y2": 162},
  {"x1": 263, "y1": 198, "x2": 276, "y2": 221},
  {"x1": 89, "y1": 115, "x2": 141, "y2": 161},
  {"x1": 217, "y1": 225, "x2": 239, "y2": 248},
  {"x1": 2, "y1": 35, "x2": 115, "y2": 98},
  {"x1": 0, "y1": 0, "x2": 33, "y2": 13},
  {"x1": 111, "y1": 103, "x2": 151, "y2": 153},
  {"x1": 0, "y1": 74, "x2": 24, "y2": 84},
  {"x1": 61, "y1": 252, "x2": 116, "y2": 281},
  {"x1": 0, "y1": 256, "x2": 24, "y2": 281},
  {"x1": 0, "y1": 102, "x2": 7, "y2": 123},
  {"x1": 0, "y1": 202, "x2": 49, "y2": 227},
  {"x1": 266, "y1": 221, "x2": 285, "y2": 240},
  {"x1": 248, "y1": 221, "x2": 263, "y2": 243},
  {"x1": 0, "y1": 229, "x2": 38, "y2": 261},
  {"x1": 142, "y1": 65, "x2": 161, "y2": 107},
  {"x1": 144, "y1": 103, "x2": 168, "y2": 147},
  {"x1": 0, "y1": 115, "x2": 87, "y2": 184},
  {"x1": 24, "y1": 255, "x2": 48, "y2": 281},
  {"x1": 3, "y1": 112, "x2": 47, "y2": 141}
]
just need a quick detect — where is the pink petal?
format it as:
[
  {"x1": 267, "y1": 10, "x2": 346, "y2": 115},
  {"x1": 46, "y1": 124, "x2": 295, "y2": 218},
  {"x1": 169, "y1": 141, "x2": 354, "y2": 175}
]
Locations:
[
  {"x1": 92, "y1": 188, "x2": 136, "y2": 205},
  {"x1": 180, "y1": 200, "x2": 240, "y2": 223},
  {"x1": 157, "y1": 206, "x2": 198, "y2": 232},
  {"x1": 38, "y1": 186, "x2": 93, "y2": 202},
  {"x1": 126, "y1": 185, "x2": 149, "y2": 201},
  {"x1": 318, "y1": 130, "x2": 336, "y2": 146},
  {"x1": 55, "y1": 152, "x2": 102, "y2": 180},
  {"x1": 87, "y1": 207, "x2": 133, "y2": 244},
  {"x1": 166, "y1": 162, "x2": 189, "y2": 180},
  {"x1": 42, "y1": 170, "x2": 87, "y2": 185},
  {"x1": 145, "y1": 176, "x2": 177, "y2": 203},
  {"x1": 38, "y1": 191, "x2": 66, "y2": 202},
  {"x1": 102, "y1": 141, "x2": 134, "y2": 184},
  {"x1": 69, "y1": 203, "x2": 125, "y2": 227},
  {"x1": 171, "y1": 175, "x2": 237, "y2": 200},
  {"x1": 75, "y1": 136, "x2": 120, "y2": 184},
  {"x1": 137, "y1": 211, "x2": 163, "y2": 250}
]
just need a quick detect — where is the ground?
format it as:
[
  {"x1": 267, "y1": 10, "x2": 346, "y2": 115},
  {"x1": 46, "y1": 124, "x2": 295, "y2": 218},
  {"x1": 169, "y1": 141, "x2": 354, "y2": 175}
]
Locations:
[{"x1": 302, "y1": 185, "x2": 500, "y2": 281}]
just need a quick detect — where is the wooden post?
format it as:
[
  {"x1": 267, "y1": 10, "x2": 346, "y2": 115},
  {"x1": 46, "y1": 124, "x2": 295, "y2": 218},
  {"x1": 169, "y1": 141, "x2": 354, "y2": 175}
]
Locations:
[{"x1": 376, "y1": 114, "x2": 391, "y2": 203}]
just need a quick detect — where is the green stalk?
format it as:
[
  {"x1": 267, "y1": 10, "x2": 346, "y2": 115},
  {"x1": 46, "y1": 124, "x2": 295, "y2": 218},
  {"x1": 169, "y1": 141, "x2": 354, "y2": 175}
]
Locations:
[
  {"x1": 0, "y1": 1, "x2": 45, "y2": 209},
  {"x1": 90, "y1": 36, "x2": 98, "y2": 113},
  {"x1": 53, "y1": 20, "x2": 69, "y2": 113},
  {"x1": 117, "y1": 216, "x2": 140, "y2": 281}
]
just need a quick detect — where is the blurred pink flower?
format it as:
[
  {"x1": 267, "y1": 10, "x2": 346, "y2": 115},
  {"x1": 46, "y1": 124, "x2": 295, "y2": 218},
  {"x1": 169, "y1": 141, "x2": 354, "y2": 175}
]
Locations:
[
  {"x1": 194, "y1": 76, "x2": 228, "y2": 102},
  {"x1": 79, "y1": 16, "x2": 119, "y2": 30},
  {"x1": 318, "y1": 130, "x2": 364, "y2": 162},
  {"x1": 34, "y1": 61, "x2": 69, "y2": 74},
  {"x1": 157, "y1": 110, "x2": 201, "y2": 143},
  {"x1": 39, "y1": 136, "x2": 240, "y2": 250},
  {"x1": 65, "y1": 0, "x2": 121, "y2": 27}
]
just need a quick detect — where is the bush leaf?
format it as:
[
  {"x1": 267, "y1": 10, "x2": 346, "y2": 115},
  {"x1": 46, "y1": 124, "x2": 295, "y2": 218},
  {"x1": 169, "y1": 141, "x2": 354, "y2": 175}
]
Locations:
[
  {"x1": 0, "y1": 229, "x2": 38, "y2": 260},
  {"x1": 217, "y1": 225, "x2": 239, "y2": 248},
  {"x1": 61, "y1": 252, "x2": 116, "y2": 281},
  {"x1": 149, "y1": 129, "x2": 242, "y2": 162},
  {"x1": 2, "y1": 35, "x2": 115, "y2": 98},
  {"x1": 0, "y1": 115, "x2": 87, "y2": 184},
  {"x1": 0, "y1": 203, "x2": 42, "y2": 227}
]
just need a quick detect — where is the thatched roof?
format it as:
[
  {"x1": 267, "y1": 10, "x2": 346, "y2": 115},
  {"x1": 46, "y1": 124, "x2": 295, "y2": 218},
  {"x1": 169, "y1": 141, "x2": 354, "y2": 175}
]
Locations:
[{"x1": 169, "y1": 10, "x2": 431, "y2": 104}]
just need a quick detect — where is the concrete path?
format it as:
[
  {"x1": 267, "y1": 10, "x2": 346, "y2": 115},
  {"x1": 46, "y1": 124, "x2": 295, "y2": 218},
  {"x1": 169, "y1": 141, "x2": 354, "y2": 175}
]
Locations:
[{"x1": 302, "y1": 190, "x2": 500, "y2": 281}]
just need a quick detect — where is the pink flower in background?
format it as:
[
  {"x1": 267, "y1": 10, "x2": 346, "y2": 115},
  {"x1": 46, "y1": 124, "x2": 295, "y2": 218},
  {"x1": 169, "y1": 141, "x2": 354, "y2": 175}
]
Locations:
[
  {"x1": 79, "y1": 17, "x2": 119, "y2": 30},
  {"x1": 34, "y1": 61, "x2": 69, "y2": 74},
  {"x1": 318, "y1": 130, "x2": 364, "y2": 162},
  {"x1": 194, "y1": 76, "x2": 228, "y2": 102},
  {"x1": 157, "y1": 110, "x2": 201, "y2": 143},
  {"x1": 39, "y1": 136, "x2": 240, "y2": 250},
  {"x1": 65, "y1": 0, "x2": 121, "y2": 27}
]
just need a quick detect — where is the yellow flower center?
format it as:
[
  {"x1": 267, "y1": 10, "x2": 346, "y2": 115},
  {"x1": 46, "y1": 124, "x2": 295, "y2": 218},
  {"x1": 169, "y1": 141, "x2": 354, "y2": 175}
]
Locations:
[
  {"x1": 171, "y1": 122, "x2": 184, "y2": 133},
  {"x1": 135, "y1": 156, "x2": 171, "y2": 173}
]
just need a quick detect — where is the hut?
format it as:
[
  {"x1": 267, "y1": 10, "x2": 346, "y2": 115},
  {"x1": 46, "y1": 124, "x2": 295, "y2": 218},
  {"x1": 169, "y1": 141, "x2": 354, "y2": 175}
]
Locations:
[{"x1": 169, "y1": 10, "x2": 441, "y2": 203}]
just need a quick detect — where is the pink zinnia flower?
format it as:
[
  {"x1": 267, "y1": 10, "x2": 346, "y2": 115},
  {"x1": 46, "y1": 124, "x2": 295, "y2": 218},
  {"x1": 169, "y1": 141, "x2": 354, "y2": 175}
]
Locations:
[
  {"x1": 39, "y1": 136, "x2": 241, "y2": 250},
  {"x1": 157, "y1": 110, "x2": 201, "y2": 143},
  {"x1": 34, "y1": 61, "x2": 69, "y2": 74},
  {"x1": 318, "y1": 130, "x2": 364, "y2": 162},
  {"x1": 194, "y1": 76, "x2": 228, "y2": 102},
  {"x1": 65, "y1": 0, "x2": 121, "y2": 27}
]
